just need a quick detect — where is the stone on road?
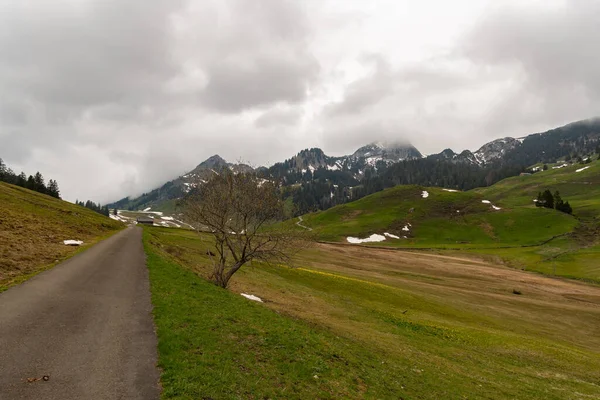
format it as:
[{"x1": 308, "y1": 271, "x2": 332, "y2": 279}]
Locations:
[{"x1": 0, "y1": 227, "x2": 160, "y2": 400}]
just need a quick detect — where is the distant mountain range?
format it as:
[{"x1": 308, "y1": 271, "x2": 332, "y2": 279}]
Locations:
[{"x1": 108, "y1": 118, "x2": 600, "y2": 214}]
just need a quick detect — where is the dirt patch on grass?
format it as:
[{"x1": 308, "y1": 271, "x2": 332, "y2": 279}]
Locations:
[
  {"x1": 340, "y1": 210, "x2": 363, "y2": 221},
  {"x1": 479, "y1": 222, "x2": 496, "y2": 239}
]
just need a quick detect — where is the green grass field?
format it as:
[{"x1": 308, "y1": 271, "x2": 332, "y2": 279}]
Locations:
[
  {"x1": 0, "y1": 182, "x2": 123, "y2": 291},
  {"x1": 298, "y1": 185, "x2": 578, "y2": 248},
  {"x1": 476, "y1": 159, "x2": 600, "y2": 221},
  {"x1": 144, "y1": 226, "x2": 600, "y2": 399},
  {"x1": 291, "y1": 159, "x2": 600, "y2": 282}
]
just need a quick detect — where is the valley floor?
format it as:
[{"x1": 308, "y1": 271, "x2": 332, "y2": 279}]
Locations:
[{"x1": 144, "y1": 227, "x2": 600, "y2": 399}]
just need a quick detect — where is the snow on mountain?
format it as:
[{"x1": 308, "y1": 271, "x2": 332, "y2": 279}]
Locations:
[
  {"x1": 473, "y1": 137, "x2": 522, "y2": 165},
  {"x1": 431, "y1": 137, "x2": 525, "y2": 166},
  {"x1": 281, "y1": 142, "x2": 423, "y2": 178},
  {"x1": 351, "y1": 142, "x2": 423, "y2": 164}
]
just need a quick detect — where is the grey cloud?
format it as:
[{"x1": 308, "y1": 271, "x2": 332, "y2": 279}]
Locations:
[
  {"x1": 463, "y1": 1, "x2": 600, "y2": 92},
  {"x1": 325, "y1": 54, "x2": 476, "y2": 122},
  {"x1": 460, "y1": 0, "x2": 600, "y2": 133},
  {"x1": 0, "y1": 100, "x2": 30, "y2": 126},
  {"x1": 201, "y1": 55, "x2": 317, "y2": 112},
  {"x1": 319, "y1": 0, "x2": 600, "y2": 155},
  {"x1": 0, "y1": 1, "x2": 181, "y2": 112},
  {"x1": 320, "y1": 120, "x2": 414, "y2": 156},
  {"x1": 194, "y1": 0, "x2": 319, "y2": 112},
  {"x1": 326, "y1": 56, "x2": 393, "y2": 116},
  {"x1": 255, "y1": 108, "x2": 302, "y2": 128}
]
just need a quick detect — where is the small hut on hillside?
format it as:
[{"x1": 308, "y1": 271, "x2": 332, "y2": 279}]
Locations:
[{"x1": 136, "y1": 216, "x2": 154, "y2": 225}]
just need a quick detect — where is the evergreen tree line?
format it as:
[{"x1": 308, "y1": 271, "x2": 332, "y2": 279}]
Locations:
[
  {"x1": 0, "y1": 157, "x2": 61, "y2": 198},
  {"x1": 277, "y1": 145, "x2": 598, "y2": 216},
  {"x1": 75, "y1": 200, "x2": 111, "y2": 217},
  {"x1": 280, "y1": 158, "x2": 527, "y2": 215},
  {"x1": 535, "y1": 190, "x2": 573, "y2": 214},
  {"x1": 266, "y1": 120, "x2": 600, "y2": 215}
]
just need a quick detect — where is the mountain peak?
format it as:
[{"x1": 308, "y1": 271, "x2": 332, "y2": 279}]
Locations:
[
  {"x1": 200, "y1": 154, "x2": 227, "y2": 167},
  {"x1": 352, "y1": 141, "x2": 422, "y2": 161},
  {"x1": 474, "y1": 137, "x2": 521, "y2": 164}
]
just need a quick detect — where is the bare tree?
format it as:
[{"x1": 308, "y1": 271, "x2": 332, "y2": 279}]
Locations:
[{"x1": 183, "y1": 170, "x2": 310, "y2": 288}]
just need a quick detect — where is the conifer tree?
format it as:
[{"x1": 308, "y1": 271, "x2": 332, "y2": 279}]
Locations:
[
  {"x1": 17, "y1": 172, "x2": 27, "y2": 187},
  {"x1": 535, "y1": 192, "x2": 544, "y2": 207},
  {"x1": 26, "y1": 175, "x2": 35, "y2": 190},
  {"x1": 33, "y1": 172, "x2": 46, "y2": 193},
  {"x1": 542, "y1": 189, "x2": 554, "y2": 209},
  {"x1": 47, "y1": 179, "x2": 61, "y2": 198},
  {"x1": 0, "y1": 158, "x2": 6, "y2": 180}
]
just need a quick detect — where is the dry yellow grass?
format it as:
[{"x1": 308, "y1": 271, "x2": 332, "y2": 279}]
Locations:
[{"x1": 0, "y1": 182, "x2": 123, "y2": 289}]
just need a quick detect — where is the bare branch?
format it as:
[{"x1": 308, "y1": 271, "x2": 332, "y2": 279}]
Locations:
[{"x1": 183, "y1": 169, "x2": 313, "y2": 288}]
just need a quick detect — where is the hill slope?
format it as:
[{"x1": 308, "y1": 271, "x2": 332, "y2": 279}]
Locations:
[
  {"x1": 476, "y1": 159, "x2": 600, "y2": 220},
  {"x1": 296, "y1": 158, "x2": 600, "y2": 281},
  {"x1": 299, "y1": 184, "x2": 577, "y2": 248},
  {"x1": 0, "y1": 182, "x2": 123, "y2": 290}
]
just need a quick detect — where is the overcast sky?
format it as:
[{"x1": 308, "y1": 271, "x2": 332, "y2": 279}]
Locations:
[{"x1": 1, "y1": 0, "x2": 598, "y2": 203}]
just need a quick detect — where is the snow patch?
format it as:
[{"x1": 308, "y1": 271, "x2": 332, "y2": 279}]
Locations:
[
  {"x1": 346, "y1": 234, "x2": 386, "y2": 244},
  {"x1": 442, "y1": 189, "x2": 458, "y2": 192},
  {"x1": 384, "y1": 232, "x2": 400, "y2": 239},
  {"x1": 482, "y1": 200, "x2": 501, "y2": 211},
  {"x1": 241, "y1": 293, "x2": 263, "y2": 302},
  {"x1": 145, "y1": 211, "x2": 164, "y2": 216},
  {"x1": 161, "y1": 216, "x2": 174, "y2": 221},
  {"x1": 366, "y1": 156, "x2": 383, "y2": 166},
  {"x1": 143, "y1": 207, "x2": 151, "y2": 212},
  {"x1": 63, "y1": 240, "x2": 83, "y2": 246},
  {"x1": 576, "y1": 166, "x2": 591, "y2": 173},
  {"x1": 421, "y1": 191, "x2": 429, "y2": 198},
  {"x1": 552, "y1": 164, "x2": 569, "y2": 169}
]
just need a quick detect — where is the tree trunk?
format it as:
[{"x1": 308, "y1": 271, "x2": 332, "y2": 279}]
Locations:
[
  {"x1": 213, "y1": 261, "x2": 244, "y2": 289},
  {"x1": 212, "y1": 260, "x2": 228, "y2": 288}
]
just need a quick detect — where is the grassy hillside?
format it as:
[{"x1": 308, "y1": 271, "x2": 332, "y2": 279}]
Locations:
[
  {"x1": 0, "y1": 182, "x2": 123, "y2": 291},
  {"x1": 298, "y1": 185, "x2": 578, "y2": 248},
  {"x1": 292, "y1": 160, "x2": 600, "y2": 281},
  {"x1": 476, "y1": 158, "x2": 600, "y2": 220},
  {"x1": 144, "y1": 227, "x2": 600, "y2": 399}
]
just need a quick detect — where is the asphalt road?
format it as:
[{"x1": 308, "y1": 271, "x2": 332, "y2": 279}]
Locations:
[{"x1": 0, "y1": 226, "x2": 160, "y2": 400}]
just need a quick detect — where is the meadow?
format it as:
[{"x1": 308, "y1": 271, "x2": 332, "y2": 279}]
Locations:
[{"x1": 144, "y1": 226, "x2": 600, "y2": 399}]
